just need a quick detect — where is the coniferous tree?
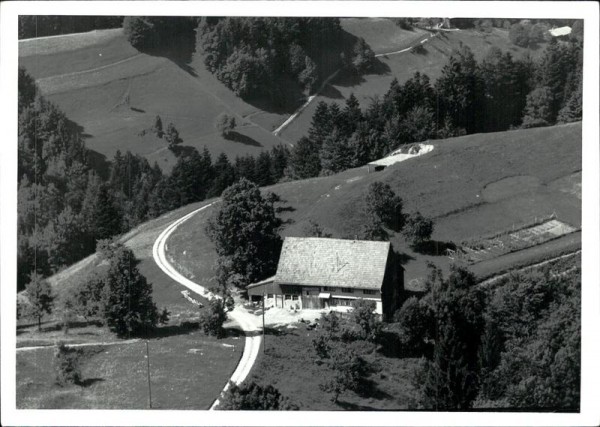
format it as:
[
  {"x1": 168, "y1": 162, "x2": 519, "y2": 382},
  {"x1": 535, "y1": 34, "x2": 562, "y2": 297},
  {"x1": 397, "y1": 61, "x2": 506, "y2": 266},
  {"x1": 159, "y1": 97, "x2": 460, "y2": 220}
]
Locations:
[
  {"x1": 153, "y1": 115, "x2": 164, "y2": 138},
  {"x1": 308, "y1": 101, "x2": 332, "y2": 144},
  {"x1": 364, "y1": 182, "x2": 405, "y2": 232},
  {"x1": 91, "y1": 184, "x2": 123, "y2": 241},
  {"x1": 101, "y1": 243, "x2": 158, "y2": 337},
  {"x1": 165, "y1": 122, "x2": 183, "y2": 148},
  {"x1": 288, "y1": 137, "x2": 322, "y2": 179},
  {"x1": 208, "y1": 153, "x2": 236, "y2": 198},
  {"x1": 416, "y1": 266, "x2": 485, "y2": 410},
  {"x1": 320, "y1": 128, "x2": 355, "y2": 175}
]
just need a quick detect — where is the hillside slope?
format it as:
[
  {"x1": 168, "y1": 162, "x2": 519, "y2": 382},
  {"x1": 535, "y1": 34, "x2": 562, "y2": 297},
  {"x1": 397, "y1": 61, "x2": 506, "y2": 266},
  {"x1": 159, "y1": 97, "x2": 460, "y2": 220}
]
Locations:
[
  {"x1": 19, "y1": 29, "x2": 288, "y2": 173},
  {"x1": 166, "y1": 122, "x2": 581, "y2": 291},
  {"x1": 279, "y1": 22, "x2": 547, "y2": 142}
]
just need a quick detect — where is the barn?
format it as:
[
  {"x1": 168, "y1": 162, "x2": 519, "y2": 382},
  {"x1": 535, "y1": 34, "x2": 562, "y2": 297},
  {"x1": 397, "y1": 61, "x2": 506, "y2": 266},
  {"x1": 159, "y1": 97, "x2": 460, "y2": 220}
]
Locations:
[{"x1": 246, "y1": 237, "x2": 404, "y2": 321}]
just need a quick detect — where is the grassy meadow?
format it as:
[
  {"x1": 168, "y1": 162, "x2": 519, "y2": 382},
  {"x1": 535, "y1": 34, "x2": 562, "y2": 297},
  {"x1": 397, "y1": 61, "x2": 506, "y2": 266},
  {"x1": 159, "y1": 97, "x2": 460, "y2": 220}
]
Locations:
[
  {"x1": 16, "y1": 199, "x2": 246, "y2": 409},
  {"x1": 166, "y1": 122, "x2": 582, "y2": 291},
  {"x1": 17, "y1": 333, "x2": 242, "y2": 409}
]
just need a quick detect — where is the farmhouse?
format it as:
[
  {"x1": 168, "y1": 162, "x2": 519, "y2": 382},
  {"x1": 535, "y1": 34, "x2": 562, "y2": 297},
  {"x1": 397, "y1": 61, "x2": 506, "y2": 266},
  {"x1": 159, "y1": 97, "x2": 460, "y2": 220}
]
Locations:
[{"x1": 247, "y1": 237, "x2": 404, "y2": 321}]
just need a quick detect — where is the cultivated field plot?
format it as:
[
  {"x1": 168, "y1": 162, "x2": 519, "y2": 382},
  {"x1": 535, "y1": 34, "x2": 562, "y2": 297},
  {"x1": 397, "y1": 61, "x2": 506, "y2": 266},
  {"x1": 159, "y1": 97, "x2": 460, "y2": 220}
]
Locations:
[
  {"x1": 17, "y1": 333, "x2": 241, "y2": 410},
  {"x1": 451, "y1": 218, "x2": 579, "y2": 264}
]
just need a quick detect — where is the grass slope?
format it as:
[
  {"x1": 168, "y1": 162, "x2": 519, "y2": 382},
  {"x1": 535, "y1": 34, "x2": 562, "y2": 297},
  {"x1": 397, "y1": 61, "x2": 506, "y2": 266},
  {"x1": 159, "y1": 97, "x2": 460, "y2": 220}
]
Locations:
[
  {"x1": 279, "y1": 23, "x2": 547, "y2": 143},
  {"x1": 16, "y1": 199, "x2": 244, "y2": 409},
  {"x1": 167, "y1": 122, "x2": 581, "y2": 291},
  {"x1": 17, "y1": 333, "x2": 242, "y2": 409},
  {"x1": 19, "y1": 29, "x2": 289, "y2": 173}
]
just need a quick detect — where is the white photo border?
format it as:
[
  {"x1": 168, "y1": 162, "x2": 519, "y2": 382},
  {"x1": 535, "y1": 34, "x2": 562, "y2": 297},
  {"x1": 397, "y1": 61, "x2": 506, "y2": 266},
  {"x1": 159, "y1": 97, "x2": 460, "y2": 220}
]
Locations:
[{"x1": 1, "y1": 2, "x2": 598, "y2": 426}]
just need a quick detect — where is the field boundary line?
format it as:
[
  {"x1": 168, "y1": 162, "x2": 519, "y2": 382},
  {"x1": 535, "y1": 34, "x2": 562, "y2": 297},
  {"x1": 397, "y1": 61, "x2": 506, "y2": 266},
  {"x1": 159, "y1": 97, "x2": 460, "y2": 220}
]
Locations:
[
  {"x1": 37, "y1": 53, "x2": 143, "y2": 82},
  {"x1": 17, "y1": 338, "x2": 141, "y2": 352}
]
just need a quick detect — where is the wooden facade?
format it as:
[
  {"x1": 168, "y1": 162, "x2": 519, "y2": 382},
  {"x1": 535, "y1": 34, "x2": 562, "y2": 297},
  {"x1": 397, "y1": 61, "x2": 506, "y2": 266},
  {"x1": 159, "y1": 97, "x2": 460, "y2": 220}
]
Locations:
[{"x1": 246, "y1": 237, "x2": 405, "y2": 321}]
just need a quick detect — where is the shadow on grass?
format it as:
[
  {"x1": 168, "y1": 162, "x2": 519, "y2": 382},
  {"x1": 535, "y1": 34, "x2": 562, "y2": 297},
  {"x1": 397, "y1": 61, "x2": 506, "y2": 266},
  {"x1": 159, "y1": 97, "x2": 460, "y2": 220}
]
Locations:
[
  {"x1": 130, "y1": 107, "x2": 146, "y2": 113},
  {"x1": 169, "y1": 144, "x2": 198, "y2": 158},
  {"x1": 412, "y1": 240, "x2": 457, "y2": 256},
  {"x1": 78, "y1": 378, "x2": 105, "y2": 388},
  {"x1": 336, "y1": 400, "x2": 379, "y2": 411},
  {"x1": 226, "y1": 131, "x2": 263, "y2": 147}
]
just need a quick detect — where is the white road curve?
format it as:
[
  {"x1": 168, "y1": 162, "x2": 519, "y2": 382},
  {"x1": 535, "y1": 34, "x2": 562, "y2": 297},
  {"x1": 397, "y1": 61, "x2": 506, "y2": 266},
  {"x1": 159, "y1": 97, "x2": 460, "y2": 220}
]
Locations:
[{"x1": 151, "y1": 202, "x2": 262, "y2": 411}]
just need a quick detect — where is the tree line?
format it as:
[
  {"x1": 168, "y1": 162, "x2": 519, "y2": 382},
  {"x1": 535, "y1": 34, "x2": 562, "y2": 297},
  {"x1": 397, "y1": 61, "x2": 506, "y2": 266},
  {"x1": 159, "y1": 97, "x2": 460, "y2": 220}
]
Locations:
[
  {"x1": 17, "y1": 67, "x2": 290, "y2": 291},
  {"x1": 287, "y1": 39, "x2": 582, "y2": 179}
]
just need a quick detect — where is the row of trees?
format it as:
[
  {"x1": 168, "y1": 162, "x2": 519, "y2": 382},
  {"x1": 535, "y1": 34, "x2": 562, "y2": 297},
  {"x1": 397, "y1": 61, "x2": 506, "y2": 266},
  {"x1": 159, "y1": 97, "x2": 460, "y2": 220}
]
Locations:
[
  {"x1": 391, "y1": 265, "x2": 581, "y2": 410},
  {"x1": 287, "y1": 39, "x2": 582, "y2": 179},
  {"x1": 196, "y1": 17, "x2": 375, "y2": 99}
]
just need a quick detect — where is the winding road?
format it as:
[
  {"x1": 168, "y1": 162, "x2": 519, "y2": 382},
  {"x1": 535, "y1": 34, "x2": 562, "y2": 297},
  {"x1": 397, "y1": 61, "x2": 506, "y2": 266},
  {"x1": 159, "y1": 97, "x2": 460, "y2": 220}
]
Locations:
[{"x1": 151, "y1": 202, "x2": 262, "y2": 410}]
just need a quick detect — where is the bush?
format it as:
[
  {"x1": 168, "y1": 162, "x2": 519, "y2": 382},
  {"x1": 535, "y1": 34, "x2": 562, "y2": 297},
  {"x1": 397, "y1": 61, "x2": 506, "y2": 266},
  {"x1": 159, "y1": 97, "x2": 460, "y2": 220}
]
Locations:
[
  {"x1": 219, "y1": 381, "x2": 298, "y2": 410},
  {"x1": 215, "y1": 113, "x2": 237, "y2": 138},
  {"x1": 402, "y1": 211, "x2": 434, "y2": 247},
  {"x1": 199, "y1": 298, "x2": 228, "y2": 338},
  {"x1": 319, "y1": 347, "x2": 370, "y2": 402},
  {"x1": 54, "y1": 343, "x2": 82, "y2": 386},
  {"x1": 351, "y1": 299, "x2": 382, "y2": 342}
]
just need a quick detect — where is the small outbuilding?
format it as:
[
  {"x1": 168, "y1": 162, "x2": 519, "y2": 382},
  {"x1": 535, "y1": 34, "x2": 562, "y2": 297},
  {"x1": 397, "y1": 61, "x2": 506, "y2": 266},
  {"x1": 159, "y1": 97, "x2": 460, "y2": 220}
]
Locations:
[{"x1": 247, "y1": 237, "x2": 404, "y2": 321}]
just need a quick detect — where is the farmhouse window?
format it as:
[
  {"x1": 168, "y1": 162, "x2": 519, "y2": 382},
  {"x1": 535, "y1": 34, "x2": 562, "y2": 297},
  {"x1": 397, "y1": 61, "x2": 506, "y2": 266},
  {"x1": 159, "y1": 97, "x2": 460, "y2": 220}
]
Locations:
[
  {"x1": 341, "y1": 288, "x2": 354, "y2": 293},
  {"x1": 363, "y1": 289, "x2": 377, "y2": 295},
  {"x1": 267, "y1": 294, "x2": 273, "y2": 298},
  {"x1": 284, "y1": 295, "x2": 291, "y2": 300},
  {"x1": 292, "y1": 295, "x2": 299, "y2": 301}
]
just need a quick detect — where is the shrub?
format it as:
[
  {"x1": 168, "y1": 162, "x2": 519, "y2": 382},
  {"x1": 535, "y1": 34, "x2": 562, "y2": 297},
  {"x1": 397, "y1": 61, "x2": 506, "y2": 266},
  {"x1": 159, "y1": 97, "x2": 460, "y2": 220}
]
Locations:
[
  {"x1": 402, "y1": 211, "x2": 434, "y2": 247},
  {"x1": 351, "y1": 299, "x2": 382, "y2": 342},
  {"x1": 199, "y1": 298, "x2": 228, "y2": 338},
  {"x1": 215, "y1": 113, "x2": 237, "y2": 138},
  {"x1": 54, "y1": 343, "x2": 82, "y2": 386},
  {"x1": 320, "y1": 347, "x2": 369, "y2": 402},
  {"x1": 219, "y1": 381, "x2": 298, "y2": 410}
]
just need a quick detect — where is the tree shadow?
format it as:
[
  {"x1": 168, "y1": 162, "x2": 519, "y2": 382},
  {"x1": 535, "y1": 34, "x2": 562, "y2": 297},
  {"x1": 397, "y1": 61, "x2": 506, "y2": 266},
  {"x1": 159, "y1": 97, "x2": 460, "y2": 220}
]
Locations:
[
  {"x1": 275, "y1": 205, "x2": 296, "y2": 213},
  {"x1": 336, "y1": 400, "x2": 379, "y2": 411},
  {"x1": 86, "y1": 149, "x2": 111, "y2": 181},
  {"x1": 130, "y1": 107, "x2": 146, "y2": 113},
  {"x1": 226, "y1": 131, "x2": 262, "y2": 147},
  {"x1": 396, "y1": 251, "x2": 415, "y2": 266},
  {"x1": 78, "y1": 378, "x2": 105, "y2": 388},
  {"x1": 144, "y1": 21, "x2": 198, "y2": 77},
  {"x1": 412, "y1": 240, "x2": 457, "y2": 256},
  {"x1": 170, "y1": 144, "x2": 198, "y2": 158},
  {"x1": 319, "y1": 84, "x2": 345, "y2": 99}
]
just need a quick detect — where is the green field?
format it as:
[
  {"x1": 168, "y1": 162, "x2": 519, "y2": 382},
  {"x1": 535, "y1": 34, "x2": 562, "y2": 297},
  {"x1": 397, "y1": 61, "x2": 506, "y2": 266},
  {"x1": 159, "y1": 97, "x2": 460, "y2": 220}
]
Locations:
[
  {"x1": 17, "y1": 333, "x2": 241, "y2": 409},
  {"x1": 166, "y1": 122, "x2": 582, "y2": 291},
  {"x1": 16, "y1": 198, "x2": 243, "y2": 409},
  {"x1": 19, "y1": 29, "x2": 290, "y2": 173}
]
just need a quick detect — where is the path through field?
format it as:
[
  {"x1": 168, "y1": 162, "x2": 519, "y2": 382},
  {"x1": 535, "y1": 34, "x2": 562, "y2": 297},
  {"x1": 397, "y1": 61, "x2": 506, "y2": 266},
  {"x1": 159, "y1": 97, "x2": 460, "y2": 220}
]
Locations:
[{"x1": 152, "y1": 202, "x2": 262, "y2": 410}]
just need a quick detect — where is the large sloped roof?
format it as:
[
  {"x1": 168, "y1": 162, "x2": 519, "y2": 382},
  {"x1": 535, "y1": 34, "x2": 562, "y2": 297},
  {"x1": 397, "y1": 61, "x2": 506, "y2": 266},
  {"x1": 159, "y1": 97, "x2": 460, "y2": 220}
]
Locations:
[{"x1": 274, "y1": 237, "x2": 390, "y2": 289}]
